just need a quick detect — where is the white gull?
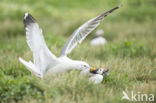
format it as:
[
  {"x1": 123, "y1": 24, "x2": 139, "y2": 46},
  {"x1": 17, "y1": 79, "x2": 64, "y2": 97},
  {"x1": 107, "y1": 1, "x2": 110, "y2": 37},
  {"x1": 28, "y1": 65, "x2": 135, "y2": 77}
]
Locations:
[
  {"x1": 19, "y1": 5, "x2": 122, "y2": 79},
  {"x1": 90, "y1": 29, "x2": 107, "y2": 46}
]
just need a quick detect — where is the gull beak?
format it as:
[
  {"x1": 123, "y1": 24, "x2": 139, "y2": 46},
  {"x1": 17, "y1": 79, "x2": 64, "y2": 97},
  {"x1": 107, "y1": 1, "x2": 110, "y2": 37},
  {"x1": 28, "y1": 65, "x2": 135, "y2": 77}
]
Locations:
[
  {"x1": 90, "y1": 67, "x2": 96, "y2": 72},
  {"x1": 103, "y1": 68, "x2": 109, "y2": 76}
]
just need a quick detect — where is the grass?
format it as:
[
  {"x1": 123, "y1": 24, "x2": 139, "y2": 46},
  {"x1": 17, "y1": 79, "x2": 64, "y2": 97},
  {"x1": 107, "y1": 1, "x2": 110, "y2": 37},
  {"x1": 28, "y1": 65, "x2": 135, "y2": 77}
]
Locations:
[{"x1": 0, "y1": 0, "x2": 156, "y2": 103}]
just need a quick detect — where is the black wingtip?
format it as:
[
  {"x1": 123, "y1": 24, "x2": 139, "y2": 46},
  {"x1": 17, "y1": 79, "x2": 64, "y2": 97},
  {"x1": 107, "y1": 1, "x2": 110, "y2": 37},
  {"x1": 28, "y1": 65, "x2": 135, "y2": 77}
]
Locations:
[
  {"x1": 112, "y1": 4, "x2": 123, "y2": 11},
  {"x1": 23, "y1": 13, "x2": 36, "y2": 27},
  {"x1": 101, "y1": 4, "x2": 123, "y2": 17}
]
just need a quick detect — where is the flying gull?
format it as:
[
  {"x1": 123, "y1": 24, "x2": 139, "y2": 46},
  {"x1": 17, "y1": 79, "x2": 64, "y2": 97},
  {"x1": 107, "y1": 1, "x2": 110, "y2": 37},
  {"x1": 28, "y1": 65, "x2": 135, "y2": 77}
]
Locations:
[{"x1": 19, "y1": 5, "x2": 122, "y2": 79}]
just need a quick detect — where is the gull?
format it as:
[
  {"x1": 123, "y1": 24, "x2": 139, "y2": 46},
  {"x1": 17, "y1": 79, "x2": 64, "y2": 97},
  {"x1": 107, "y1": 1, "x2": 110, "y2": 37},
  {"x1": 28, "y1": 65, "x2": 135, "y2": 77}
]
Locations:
[
  {"x1": 19, "y1": 5, "x2": 122, "y2": 79},
  {"x1": 90, "y1": 29, "x2": 107, "y2": 46}
]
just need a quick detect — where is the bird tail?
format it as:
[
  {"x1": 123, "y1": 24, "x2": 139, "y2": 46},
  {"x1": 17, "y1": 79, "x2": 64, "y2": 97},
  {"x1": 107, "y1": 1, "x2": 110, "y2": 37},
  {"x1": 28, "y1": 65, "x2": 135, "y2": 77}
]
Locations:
[{"x1": 19, "y1": 57, "x2": 42, "y2": 78}]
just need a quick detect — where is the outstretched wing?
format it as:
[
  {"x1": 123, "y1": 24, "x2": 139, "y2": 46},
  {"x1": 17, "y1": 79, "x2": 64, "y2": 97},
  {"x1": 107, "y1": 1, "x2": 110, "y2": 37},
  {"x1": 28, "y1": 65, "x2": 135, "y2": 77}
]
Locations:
[
  {"x1": 23, "y1": 13, "x2": 58, "y2": 73},
  {"x1": 60, "y1": 5, "x2": 122, "y2": 56}
]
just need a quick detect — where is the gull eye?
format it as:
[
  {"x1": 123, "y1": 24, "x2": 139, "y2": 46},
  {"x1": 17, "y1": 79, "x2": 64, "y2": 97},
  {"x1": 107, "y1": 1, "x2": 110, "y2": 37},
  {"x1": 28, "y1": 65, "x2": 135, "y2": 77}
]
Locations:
[{"x1": 83, "y1": 65, "x2": 87, "y2": 67}]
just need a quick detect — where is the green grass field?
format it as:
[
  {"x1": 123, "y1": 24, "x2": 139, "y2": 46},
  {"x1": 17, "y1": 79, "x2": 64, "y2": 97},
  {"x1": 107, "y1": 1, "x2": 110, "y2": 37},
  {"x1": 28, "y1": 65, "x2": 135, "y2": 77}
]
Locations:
[{"x1": 0, "y1": 0, "x2": 156, "y2": 103}]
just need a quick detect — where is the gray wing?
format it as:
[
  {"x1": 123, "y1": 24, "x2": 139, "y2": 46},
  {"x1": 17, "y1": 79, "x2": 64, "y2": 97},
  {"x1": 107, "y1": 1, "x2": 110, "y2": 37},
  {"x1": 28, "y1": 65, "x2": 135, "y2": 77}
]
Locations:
[
  {"x1": 60, "y1": 5, "x2": 122, "y2": 56},
  {"x1": 23, "y1": 13, "x2": 58, "y2": 73}
]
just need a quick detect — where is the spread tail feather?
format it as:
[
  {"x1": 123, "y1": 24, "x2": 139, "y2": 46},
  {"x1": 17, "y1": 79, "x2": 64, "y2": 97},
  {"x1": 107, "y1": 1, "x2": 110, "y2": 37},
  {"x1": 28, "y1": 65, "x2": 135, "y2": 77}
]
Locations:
[{"x1": 19, "y1": 57, "x2": 42, "y2": 78}]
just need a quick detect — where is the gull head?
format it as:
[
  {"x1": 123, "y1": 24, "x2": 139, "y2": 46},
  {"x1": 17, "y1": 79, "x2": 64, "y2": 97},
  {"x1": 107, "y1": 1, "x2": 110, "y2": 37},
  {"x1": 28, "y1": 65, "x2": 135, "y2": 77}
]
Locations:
[{"x1": 74, "y1": 61, "x2": 90, "y2": 71}]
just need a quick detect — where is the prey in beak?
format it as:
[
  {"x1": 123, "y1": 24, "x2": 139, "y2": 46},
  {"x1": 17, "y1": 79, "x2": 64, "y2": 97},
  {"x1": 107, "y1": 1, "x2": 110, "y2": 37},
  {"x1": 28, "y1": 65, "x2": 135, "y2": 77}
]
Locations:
[
  {"x1": 103, "y1": 68, "x2": 109, "y2": 76},
  {"x1": 87, "y1": 67, "x2": 109, "y2": 84},
  {"x1": 90, "y1": 67, "x2": 109, "y2": 76}
]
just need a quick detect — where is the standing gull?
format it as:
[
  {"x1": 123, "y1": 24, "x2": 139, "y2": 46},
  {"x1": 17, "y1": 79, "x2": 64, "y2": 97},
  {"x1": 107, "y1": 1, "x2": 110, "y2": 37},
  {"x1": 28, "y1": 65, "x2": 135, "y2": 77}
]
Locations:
[
  {"x1": 90, "y1": 29, "x2": 107, "y2": 46},
  {"x1": 19, "y1": 5, "x2": 122, "y2": 79}
]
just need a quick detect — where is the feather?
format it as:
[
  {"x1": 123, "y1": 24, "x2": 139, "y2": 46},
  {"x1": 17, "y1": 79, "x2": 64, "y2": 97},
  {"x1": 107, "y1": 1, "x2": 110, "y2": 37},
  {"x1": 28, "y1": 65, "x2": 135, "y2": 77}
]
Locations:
[{"x1": 61, "y1": 5, "x2": 122, "y2": 56}]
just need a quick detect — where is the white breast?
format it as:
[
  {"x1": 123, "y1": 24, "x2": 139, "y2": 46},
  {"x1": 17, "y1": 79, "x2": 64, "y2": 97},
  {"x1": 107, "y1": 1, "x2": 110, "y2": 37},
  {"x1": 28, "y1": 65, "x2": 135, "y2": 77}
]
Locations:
[
  {"x1": 89, "y1": 74, "x2": 103, "y2": 84},
  {"x1": 80, "y1": 69, "x2": 104, "y2": 84},
  {"x1": 45, "y1": 57, "x2": 74, "y2": 75},
  {"x1": 90, "y1": 37, "x2": 106, "y2": 46}
]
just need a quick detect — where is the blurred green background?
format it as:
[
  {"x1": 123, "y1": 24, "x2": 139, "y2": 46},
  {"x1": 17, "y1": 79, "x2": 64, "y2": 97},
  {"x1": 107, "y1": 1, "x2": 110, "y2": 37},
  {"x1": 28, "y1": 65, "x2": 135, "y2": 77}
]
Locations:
[{"x1": 0, "y1": 0, "x2": 156, "y2": 103}]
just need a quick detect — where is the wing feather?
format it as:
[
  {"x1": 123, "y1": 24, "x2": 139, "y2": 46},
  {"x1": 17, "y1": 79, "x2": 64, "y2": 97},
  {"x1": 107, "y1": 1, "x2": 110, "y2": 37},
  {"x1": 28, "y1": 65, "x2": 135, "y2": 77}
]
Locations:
[
  {"x1": 23, "y1": 13, "x2": 58, "y2": 73},
  {"x1": 61, "y1": 5, "x2": 122, "y2": 56}
]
